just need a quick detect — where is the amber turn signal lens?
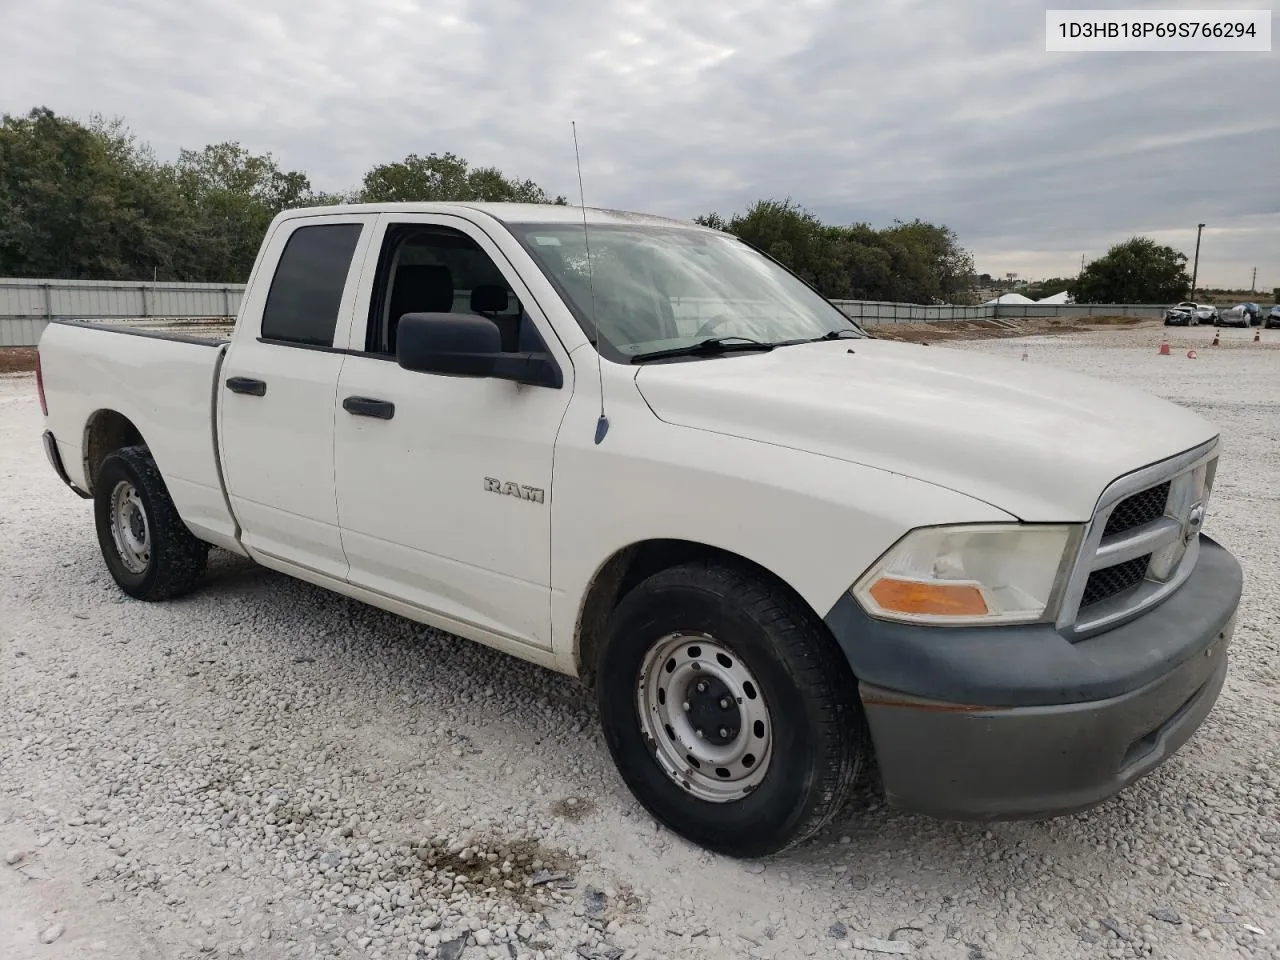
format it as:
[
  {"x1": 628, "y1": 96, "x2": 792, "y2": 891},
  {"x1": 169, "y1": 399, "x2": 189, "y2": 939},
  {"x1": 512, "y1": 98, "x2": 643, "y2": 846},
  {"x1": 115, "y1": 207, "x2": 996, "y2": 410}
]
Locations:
[{"x1": 867, "y1": 578, "x2": 989, "y2": 617}]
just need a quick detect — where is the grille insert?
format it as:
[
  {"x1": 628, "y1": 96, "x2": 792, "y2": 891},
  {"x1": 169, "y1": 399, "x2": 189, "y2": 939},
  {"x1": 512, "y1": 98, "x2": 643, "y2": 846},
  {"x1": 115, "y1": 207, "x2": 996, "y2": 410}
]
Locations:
[
  {"x1": 1081, "y1": 555, "x2": 1151, "y2": 607},
  {"x1": 1102, "y1": 481, "x2": 1170, "y2": 538}
]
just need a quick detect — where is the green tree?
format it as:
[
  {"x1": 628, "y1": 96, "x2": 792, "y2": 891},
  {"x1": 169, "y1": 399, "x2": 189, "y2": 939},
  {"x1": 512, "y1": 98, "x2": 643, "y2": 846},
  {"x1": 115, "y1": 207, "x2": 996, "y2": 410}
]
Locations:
[
  {"x1": 879, "y1": 219, "x2": 977, "y2": 304},
  {"x1": 302, "y1": 190, "x2": 356, "y2": 207},
  {"x1": 359, "y1": 152, "x2": 566, "y2": 205},
  {"x1": 168, "y1": 142, "x2": 317, "y2": 281},
  {"x1": 721, "y1": 199, "x2": 836, "y2": 287},
  {"x1": 0, "y1": 107, "x2": 187, "y2": 279},
  {"x1": 696, "y1": 198, "x2": 977, "y2": 304},
  {"x1": 1073, "y1": 237, "x2": 1190, "y2": 304}
]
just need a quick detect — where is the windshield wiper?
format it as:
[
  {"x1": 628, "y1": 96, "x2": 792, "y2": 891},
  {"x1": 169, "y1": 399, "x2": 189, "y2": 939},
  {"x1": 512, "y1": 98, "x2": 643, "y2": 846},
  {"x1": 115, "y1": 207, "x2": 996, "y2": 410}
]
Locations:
[
  {"x1": 630, "y1": 337, "x2": 777, "y2": 363},
  {"x1": 767, "y1": 328, "x2": 866, "y2": 348},
  {"x1": 803, "y1": 328, "x2": 864, "y2": 342}
]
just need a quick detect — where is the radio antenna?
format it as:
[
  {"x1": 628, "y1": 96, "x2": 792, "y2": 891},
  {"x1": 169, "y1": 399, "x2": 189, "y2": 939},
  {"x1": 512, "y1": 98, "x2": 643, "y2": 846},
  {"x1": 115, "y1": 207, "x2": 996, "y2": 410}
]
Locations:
[{"x1": 573, "y1": 121, "x2": 609, "y2": 445}]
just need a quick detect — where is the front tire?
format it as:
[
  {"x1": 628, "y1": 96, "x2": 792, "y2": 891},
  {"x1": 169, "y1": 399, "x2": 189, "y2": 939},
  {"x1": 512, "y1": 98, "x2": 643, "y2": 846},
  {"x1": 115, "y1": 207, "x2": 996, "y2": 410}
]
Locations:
[
  {"x1": 93, "y1": 445, "x2": 209, "y2": 600},
  {"x1": 596, "y1": 560, "x2": 869, "y2": 858}
]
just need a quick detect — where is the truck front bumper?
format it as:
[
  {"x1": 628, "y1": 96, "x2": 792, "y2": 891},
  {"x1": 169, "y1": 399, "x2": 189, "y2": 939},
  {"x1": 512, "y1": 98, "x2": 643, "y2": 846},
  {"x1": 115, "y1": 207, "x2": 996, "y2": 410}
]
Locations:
[{"x1": 823, "y1": 535, "x2": 1242, "y2": 821}]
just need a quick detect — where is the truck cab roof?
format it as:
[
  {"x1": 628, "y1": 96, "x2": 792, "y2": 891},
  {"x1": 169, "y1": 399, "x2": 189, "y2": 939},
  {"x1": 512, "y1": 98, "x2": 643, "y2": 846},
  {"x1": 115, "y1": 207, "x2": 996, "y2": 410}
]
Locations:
[{"x1": 274, "y1": 202, "x2": 704, "y2": 231}]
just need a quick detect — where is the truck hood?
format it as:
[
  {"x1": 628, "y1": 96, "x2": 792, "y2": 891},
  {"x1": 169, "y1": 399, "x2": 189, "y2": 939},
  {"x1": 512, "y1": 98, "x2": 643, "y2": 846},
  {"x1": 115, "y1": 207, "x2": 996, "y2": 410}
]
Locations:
[{"x1": 633, "y1": 338, "x2": 1218, "y2": 520}]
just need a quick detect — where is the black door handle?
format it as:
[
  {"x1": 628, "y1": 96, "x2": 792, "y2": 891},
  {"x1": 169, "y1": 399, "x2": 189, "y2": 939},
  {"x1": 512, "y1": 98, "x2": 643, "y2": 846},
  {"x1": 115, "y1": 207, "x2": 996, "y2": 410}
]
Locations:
[
  {"x1": 343, "y1": 396, "x2": 395, "y2": 420},
  {"x1": 225, "y1": 376, "x2": 267, "y2": 396}
]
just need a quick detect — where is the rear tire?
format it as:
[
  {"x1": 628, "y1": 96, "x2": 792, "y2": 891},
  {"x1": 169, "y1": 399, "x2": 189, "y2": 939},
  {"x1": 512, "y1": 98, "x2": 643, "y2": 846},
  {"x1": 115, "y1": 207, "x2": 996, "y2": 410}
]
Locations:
[
  {"x1": 596, "y1": 559, "x2": 869, "y2": 858},
  {"x1": 93, "y1": 445, "x2": 209, "y2": 601}
]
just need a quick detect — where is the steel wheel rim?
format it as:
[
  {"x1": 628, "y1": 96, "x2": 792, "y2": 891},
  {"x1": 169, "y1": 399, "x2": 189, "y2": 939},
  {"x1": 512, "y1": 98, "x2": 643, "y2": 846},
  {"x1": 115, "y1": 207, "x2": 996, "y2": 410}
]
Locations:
[
  {"x1": 109, "y1": 480, "x2": 150, "y2": 574},
  {"x1": 636, "y1": 632, "x2": 773, "y2": 803}
]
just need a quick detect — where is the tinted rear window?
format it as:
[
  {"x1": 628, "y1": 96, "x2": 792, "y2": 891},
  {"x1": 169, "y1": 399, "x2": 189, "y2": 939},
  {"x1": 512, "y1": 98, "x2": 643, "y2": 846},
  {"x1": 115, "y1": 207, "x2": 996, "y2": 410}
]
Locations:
[{"x1": 261, "y1": 223, "x2": 363, "y2": 346}]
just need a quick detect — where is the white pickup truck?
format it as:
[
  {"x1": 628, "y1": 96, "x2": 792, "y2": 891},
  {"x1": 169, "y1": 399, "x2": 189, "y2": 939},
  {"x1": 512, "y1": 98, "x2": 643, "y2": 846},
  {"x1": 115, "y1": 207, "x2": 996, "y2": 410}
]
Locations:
[{"x1": 36, "y1": 202, "x2": 1243, "y2": 857}]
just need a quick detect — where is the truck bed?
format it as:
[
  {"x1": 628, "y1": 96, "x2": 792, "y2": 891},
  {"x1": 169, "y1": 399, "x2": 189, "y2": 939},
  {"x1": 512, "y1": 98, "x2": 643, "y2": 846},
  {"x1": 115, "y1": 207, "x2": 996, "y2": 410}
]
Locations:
[
  {"x1": 68, "y1": 317, "x2": 234, "y2": 345},
  {"x1": 38, "y1": 320, "x2": 240, "y2": 550}
]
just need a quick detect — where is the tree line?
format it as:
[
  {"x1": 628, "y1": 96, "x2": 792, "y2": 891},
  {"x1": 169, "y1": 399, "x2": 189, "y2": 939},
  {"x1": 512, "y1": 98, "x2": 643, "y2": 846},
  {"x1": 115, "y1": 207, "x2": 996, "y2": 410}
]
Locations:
[
  {"x1": 985, "y1": 234, "x2": 1195, "y2": 306},
  {"x1": 0, "y1": 108, "x2": 568, "y2": 285},
  {"x1": 1, "y1": 107, "x2": 1193, "y2": 304}
]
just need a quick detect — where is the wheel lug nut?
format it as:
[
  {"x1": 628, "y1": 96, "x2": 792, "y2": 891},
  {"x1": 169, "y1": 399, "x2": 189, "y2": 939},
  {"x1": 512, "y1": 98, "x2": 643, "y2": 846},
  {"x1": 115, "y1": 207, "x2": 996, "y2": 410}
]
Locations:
[
  {"x1": 718, "y1": 727, "x2": 729, "y2": 739},
  {"x1": 719, "y1": 697, "x2": 730, "y2": 709},
  {"x1": 681, "y1": 701, "x2": 690, "y2": 712},
  {"x1": 696, "y1": 680, "x2": 708, "y2": 693},
  {"x1": 695, "y1": 729, "x2": 705, "y2": 739}
]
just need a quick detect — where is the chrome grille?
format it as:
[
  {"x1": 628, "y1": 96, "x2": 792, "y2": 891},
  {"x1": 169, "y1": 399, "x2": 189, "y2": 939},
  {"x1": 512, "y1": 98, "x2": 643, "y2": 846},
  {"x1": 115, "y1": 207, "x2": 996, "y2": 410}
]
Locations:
[
  {"x1": 1081, "y1": 554, "x2": 1151, "y2": 607},
  {"x1": 1057, "y1": 439, "x2": 1218, "y2": 639},
  {"x1": 1102, "y1": 482, "x2": 1171, "y2": 538}
]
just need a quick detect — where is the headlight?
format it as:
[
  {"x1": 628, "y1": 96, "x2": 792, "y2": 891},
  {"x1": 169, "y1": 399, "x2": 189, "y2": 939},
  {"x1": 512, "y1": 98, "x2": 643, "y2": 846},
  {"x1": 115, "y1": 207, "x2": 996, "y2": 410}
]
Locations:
[{"x1": 851, "y1": 524, "x2": 1080, "y2": 626}]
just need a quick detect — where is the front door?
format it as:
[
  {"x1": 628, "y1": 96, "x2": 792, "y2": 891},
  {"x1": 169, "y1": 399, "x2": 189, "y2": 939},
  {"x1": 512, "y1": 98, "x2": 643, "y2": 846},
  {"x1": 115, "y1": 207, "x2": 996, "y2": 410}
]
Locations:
[{"x1": 332, "y1": 214, "x2": 574, "y2": 649}]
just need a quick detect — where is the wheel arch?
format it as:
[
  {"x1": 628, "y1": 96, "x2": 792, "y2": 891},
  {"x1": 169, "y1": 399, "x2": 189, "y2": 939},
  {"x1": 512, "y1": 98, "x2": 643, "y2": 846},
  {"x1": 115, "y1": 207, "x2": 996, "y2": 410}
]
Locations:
[
  {"x1": 82, "y1": 409, "x2": 146, "y2": 496},
  {"x1": 573, "y1": 538, "x2": 833, "y2": 687}
]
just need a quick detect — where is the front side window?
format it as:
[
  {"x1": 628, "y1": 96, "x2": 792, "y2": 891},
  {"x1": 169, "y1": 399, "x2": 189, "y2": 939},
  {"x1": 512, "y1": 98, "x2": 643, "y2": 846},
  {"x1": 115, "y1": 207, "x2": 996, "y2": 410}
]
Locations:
[
  {"x1": 260, "y1": 223, "x2": 363, "y2": 346},
  {"x1": 507, "y1": 222, "x2": 863, "y2": 362},
  {"x1": 367, "y1": 225, "x2": 530, "y2": 356}
]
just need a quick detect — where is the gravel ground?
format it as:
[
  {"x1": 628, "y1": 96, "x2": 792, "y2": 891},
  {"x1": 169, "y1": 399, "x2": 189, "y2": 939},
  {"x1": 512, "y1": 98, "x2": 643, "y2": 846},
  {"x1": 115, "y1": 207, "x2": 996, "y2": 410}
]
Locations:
[{"x1": 2, "y1": 321, "x2": 1278, "y2": 960}]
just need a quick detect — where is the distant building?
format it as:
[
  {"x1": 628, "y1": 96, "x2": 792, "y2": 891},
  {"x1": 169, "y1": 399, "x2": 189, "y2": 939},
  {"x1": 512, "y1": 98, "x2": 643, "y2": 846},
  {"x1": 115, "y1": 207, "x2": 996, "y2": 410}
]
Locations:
[{"x1": 982, "y1": 292, "x2": 1036, "y2": 305}]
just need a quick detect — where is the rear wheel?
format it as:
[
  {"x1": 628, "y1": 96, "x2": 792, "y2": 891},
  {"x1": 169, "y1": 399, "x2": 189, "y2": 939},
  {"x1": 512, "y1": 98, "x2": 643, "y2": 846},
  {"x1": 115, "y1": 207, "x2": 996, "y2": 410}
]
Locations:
[
  {"x1": 94, "y1": 445, "x2": 209, "y2": 600},
  {"x1": 596, "y1": 560, "x2": 869, "y2": 858}
]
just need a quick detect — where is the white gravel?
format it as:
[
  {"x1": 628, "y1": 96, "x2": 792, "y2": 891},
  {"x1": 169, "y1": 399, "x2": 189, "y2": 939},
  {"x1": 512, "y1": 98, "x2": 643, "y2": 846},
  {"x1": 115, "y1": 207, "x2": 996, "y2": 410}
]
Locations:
[{"x1": 2, "y1": 320, "x2": 1278, "y2": 960}]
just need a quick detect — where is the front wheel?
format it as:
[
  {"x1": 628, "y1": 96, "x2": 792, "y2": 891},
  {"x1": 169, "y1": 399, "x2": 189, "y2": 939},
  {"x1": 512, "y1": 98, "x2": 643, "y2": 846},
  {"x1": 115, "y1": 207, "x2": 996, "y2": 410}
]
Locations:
[
  {"x1": 94, "y1": 445, "x2": 209, "y2": 601},
  {"x1": 597, "y1": 560, "x2": 869, "y2": 858}
]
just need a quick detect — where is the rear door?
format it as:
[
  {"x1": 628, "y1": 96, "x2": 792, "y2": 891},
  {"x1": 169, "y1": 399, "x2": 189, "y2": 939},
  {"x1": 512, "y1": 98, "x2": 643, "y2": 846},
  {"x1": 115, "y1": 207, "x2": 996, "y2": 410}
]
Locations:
[
  {"x1": 331, "y1": 213, "x2": 575, "y2": 649},
  {"x1": 218, "y1": 213, "x2": 376, "y2": 579}
]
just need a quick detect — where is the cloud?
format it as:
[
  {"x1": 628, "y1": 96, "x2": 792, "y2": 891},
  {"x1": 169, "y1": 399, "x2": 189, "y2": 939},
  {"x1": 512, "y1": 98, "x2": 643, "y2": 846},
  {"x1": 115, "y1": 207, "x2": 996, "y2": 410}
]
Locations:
[{"x1": 2, "y1": 0, "x2": 1277, "y2": 288}]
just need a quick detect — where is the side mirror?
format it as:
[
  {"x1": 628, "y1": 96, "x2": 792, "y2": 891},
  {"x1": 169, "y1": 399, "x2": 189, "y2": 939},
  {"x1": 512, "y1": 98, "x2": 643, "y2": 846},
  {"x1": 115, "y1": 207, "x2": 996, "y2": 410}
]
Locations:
[{"x1": 395, "y1": 313, "x2": 562, "y2": 388}]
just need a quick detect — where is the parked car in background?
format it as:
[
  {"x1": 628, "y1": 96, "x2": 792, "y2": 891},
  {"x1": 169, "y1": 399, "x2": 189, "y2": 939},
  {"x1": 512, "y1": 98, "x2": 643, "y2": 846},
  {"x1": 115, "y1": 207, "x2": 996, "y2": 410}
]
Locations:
[
  {"x1": 1265, "y1": 305, "x2": 1280, "y2": 329},
  {"x1": 1237, "y1": 303, "x2": 1260, "y2": 325},
  {"x1": 1195, "y1": 304, "x2": 1219, "y2": 325},
  {"x1": 1218, "y1": 305, "x2": 1250, "y2": 328},
  {"x1": 1164, "y1": 302, "x2": 1199, "y2": 325}
]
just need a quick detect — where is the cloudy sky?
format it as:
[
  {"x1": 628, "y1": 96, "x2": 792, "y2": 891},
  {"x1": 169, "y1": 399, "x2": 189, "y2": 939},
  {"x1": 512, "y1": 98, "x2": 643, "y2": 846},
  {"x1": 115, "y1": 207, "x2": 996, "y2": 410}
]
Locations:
[{"x1": 3, "y1": 0, "x2": 1277, "y2": 289}]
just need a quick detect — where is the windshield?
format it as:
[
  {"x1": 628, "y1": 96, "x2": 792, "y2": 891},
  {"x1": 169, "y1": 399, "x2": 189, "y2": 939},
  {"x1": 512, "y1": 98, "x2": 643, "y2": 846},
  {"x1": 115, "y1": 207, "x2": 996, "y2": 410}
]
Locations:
[{"x1": 507, "y1": 221, "x2": 864, "y2": 361}]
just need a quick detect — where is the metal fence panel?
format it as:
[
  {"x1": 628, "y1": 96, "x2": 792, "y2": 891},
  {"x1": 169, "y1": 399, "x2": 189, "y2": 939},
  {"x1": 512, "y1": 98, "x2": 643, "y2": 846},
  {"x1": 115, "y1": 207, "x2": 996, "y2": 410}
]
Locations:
[
  {"x1": 0, "y1": 316, "x2": 48, "y2": 347},
  {"x1": 1, "y1": 278, "x2": 246, "y2": 346},
  {"x1": 0, "y1": 276, "x2": 1186, "y2": 346},
  {"x1": 1, "y1": 278, "x2": 244, "y2": 319},
  {"x1": 835, "y1": 300, "x2": 1174, "y2": 326}
]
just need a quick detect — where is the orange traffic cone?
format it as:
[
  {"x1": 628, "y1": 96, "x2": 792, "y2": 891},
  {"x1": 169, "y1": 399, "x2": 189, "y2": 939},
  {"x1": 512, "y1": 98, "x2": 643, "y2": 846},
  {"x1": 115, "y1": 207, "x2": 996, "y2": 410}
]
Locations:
[
  {"x1": 1255, "y1": 327, "x2": 1262, "y2": 343},
  {"x1": 1186, "y1": 348, "x2": 1198, "y2": 359},
  {"x1": 1158, "y1": 337, "x2": 1170, "y2": 355},
  {"x1": 1212, "y1": 330, "x2": 1220, "y2": 346}
]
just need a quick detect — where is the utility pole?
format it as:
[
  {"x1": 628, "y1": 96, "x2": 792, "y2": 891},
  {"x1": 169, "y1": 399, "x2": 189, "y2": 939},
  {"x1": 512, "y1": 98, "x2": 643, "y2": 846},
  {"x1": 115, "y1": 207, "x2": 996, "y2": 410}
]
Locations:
[
  {"x1": 1190, "y1": 223, "x2": 1205, "y2": 299},
  {"x1": 1080, "y1": 253, "x2": 1085, "y2": 274},
  {"x1": 1251, "y1": 266, "x2": 1256, "y2": 294}
]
